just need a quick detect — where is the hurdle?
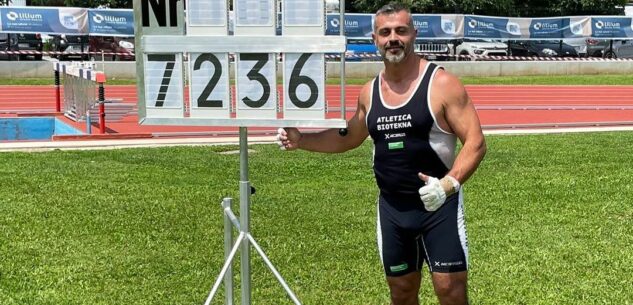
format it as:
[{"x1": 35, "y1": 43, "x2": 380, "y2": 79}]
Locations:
[{"x1": 53, "y1": 62, "x2": 107, "y2": 134}]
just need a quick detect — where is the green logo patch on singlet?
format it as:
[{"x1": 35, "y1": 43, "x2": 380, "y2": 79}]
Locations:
[
  {"x1": 390, "y1": 263, "x2": 408, "y2": 272},
  {"x1": 388, "y1": 141, "x2": 404, "y2": 150}
]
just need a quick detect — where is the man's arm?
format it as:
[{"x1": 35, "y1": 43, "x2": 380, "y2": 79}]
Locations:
[
  {"x1": 436, "y1": 71, "x2": 487, "y2": 184},
  {"x1": 278, "y1": 82, "x2": 371, "y2": 153}
]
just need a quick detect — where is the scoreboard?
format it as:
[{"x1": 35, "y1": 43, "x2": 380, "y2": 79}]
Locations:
[{"x1": 134, "y1": 0, "x2": 347, "y2": 128}]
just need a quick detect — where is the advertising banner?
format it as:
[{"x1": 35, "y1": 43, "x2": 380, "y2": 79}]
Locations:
[
  {"x1": 0, "y1": 7, "x2": 87, "y2": 34},
  {"x1": 412, "y1": 14, "x2": 463, "y2": 39},
  {"x1": 529, "y1": 17, "x2": 566, "y2": 39},
  {"x1": 88, "y1": 9, "x2": 134, "y2": 36},
  {"x1": 326, "y1": 13, "x2": 373, "y2": 38},
  {"x1": 591, "y1": 16, "x2": 633, "y2": 38},
  {"x1": 464, "y1": 15, "x2": 523, "y2": 39}
]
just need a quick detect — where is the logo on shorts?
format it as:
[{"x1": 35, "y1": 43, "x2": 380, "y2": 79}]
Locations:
[
  {"x1": 434, "y1": 261, "x2": 464, "y2": 268},
  {"x1": 390, "y1": 263, "x2": 408, "y2": 272}
]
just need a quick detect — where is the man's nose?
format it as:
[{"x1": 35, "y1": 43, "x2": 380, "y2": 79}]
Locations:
[{"x1": 388, "y1": 31, "x2": 399, "y2": 41}]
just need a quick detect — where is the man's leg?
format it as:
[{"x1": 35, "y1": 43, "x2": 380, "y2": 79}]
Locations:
[
  {"x1": 430, "y1": 271, "x2": 468, "y2": 305},
  {"x1": 386, "y1": 271, "x2": 422, "y2": 305}
]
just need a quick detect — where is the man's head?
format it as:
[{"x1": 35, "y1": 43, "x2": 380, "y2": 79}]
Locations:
[{"x1": 373, "y1": 2, "x2": 417, "y2": 64}]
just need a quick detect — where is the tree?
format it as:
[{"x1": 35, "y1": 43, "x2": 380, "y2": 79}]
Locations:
[
  {"x1": 27, "y1": 0, "x2": 131, "y2": 8},
  {"x1": 0, "y1": 0, "x2": 11, "y2": 5},
  {"x1": 551, "y1": 0, "x2": 627, "y2": 16},
  {"x1": 351, "y1": 0, "x2": 514, "y2": 15},
  {"x1": 64, "y1": 0, "x2": 131, "y2": 8},
  {"x1": 352, "y1": 0, "x2": 628, "y2": 16}
]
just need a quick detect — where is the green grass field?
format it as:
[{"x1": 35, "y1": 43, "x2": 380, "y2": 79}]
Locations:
[
  {"x1": 1, "y1": 73, "x2": 633, "y2": 86},
  {"x1": 1, "y1": 132, "x2": 632, "y2": 304}
]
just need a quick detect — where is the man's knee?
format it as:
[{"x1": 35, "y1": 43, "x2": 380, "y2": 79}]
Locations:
[
  {"x1": 387, "y1": 272, "x2": 421, "y2": 305},
  {"x1": 432, "y1": 272, "x2": 468, "y2": 305}
]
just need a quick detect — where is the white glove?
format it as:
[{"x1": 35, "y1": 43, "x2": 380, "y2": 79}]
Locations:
[
  {"x1": 276, "y1": 127, "x2": 301, "y2": 151},
  {"x1": 418, "y1": 173, "x2": 460, "y2": 212},
  {"x1": 276, "y1": 128, "x2": 287, "y2": 150}
]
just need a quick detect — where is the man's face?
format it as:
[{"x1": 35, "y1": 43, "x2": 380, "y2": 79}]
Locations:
[{"x1": 372, "y1": 11, "x2": 417, "y2": 64}]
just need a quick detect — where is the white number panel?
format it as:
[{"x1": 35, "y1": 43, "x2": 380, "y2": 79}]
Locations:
[
  {"x1": 234, "y1": 0, "x2": 275, "y2": 36},
  {"x1": 189, "y1": 53, "x2": 231, "y2": 119},
  {"x1": 144, "y1": 53, "x2": 184, "y2": 118},
  {"x1": 235, "y1": 0, "x2": 274, "y2": 26},
  {"x1": 186, "y1": 0, "x2": 228, "y2": 35},
  {"x1": 236, "y1": 53, "x2": 277, "y2": 119},
  {"x1": 284, "y1": 0, "x2": 323, "y2": 26},
  {"x1": 187, "y1": 0, "x2": 227, "y2": 26},
  {"x1": 283, "y1": 53, "x2": 325, "y2": 120}
]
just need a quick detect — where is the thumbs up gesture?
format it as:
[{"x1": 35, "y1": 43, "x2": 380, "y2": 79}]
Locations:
[{"x1": 418, "y1": 173, "x2": 460, "y2": 212}]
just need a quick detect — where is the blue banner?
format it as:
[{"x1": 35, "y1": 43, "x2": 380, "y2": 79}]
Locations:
[
  {"x1": 0, "y1": 7, "x2": 87, "y2": 34},
  {"x1": 412, "y1": 15, "x2": 462, "y2": 39},
  {"x1": 88, "y1": 9, "x2": 134, "y2": 37},
  {"x1": 464, "y1": 15, "x2": 521, "y2": 39},
  {"x1": 591, "y1": 17, "x2": 633, "y2": 38},
  {"x1": 529, "y1": 18, "x2": 566, "y2": 39},
  {"x1": 326, "y1": 14, "x2": 373, "y2": 38}
]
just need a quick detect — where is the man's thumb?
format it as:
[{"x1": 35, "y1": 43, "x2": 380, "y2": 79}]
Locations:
[{"x1": 418, "y1": 172, "x2": 429, "y2": 183}]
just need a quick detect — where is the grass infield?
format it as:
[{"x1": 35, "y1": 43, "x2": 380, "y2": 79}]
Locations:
[
  {"x1": 1, "y1": 74, "x2": 633, "y2": 86},
  {"x1": 0, "y1": 132, "x2": 632, "y2": 304}
]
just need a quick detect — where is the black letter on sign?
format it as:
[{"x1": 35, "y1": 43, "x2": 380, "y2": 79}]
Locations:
[
  {"x1": 194, "y1": 53, "x2": 223, "y2": 108},
  {"x1": 147, "y1": 54, "x2": 176, "y2": 107},
  {"x1": 142, "y1": 0, "x2": 166, "y2": 27},
  {"x1": 289, "y1": 53, "x2": 318, "y2": 108},
  {"x1": 169, "y1": 0, "x2": 180, "y2": 26},
  {"x1": 240, "y1": 53, "x2": 271, "y2": 108},
  {"x1": 142, "y1": 0, "x2": 180, "y2": 27}
]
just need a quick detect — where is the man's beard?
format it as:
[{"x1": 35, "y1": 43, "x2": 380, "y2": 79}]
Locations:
[{"x1": 377, "y1": 41, "x2": 410, "y2": 63}]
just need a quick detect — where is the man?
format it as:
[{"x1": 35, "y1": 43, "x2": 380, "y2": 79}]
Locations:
[{"x1": 277, "y1": 3, "x2": 486, "y2": 305}]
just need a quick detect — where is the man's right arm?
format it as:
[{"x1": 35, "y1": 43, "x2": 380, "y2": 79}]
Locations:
[{"x1": 278, "y1": 81, "x2": 371, "y2": 153}]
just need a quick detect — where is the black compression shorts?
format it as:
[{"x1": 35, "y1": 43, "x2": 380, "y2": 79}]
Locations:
[{"x1": 376, "y1": 192, "x2": 469, "y2": 276}]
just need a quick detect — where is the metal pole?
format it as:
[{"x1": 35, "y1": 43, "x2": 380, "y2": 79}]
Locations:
[
  {"x1": 223, "y1": 198, "x2": 234, "y2": 305},
  {"x1": 203, "y1": 233, "x2": 246, "y2": 305},
  {"x1": 239, "y1": 127, "x2": 251, "y2": 305},
  {"x1": 339, "y1": 0, "x2": 346, "y2": 119},
  {"x1": 54, "y1": 68, "x2": 61, "y2": 112},
  {"x1": 86, "y1": 109, "x2": 92, "y2": 134},
  {"x1": 98, "y1": 83, "x2": 106, "y2": 134}
]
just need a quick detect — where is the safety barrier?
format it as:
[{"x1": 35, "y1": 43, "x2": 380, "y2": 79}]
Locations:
[{"x1": 53, "y1": 62, "x2": 107, "y2": 134}]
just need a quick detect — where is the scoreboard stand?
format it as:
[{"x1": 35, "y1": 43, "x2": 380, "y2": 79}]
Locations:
[{"x1": 134, "y1": 0, "x2": 348, "y2": 304}]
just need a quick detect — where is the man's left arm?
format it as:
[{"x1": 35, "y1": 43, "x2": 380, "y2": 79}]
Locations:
[
  {"x1": 440, "y1": 72, "x2": 487, "y2": 187},
  {"x1": 417, "y1": 71, "x2": 486, "y2": 211}
]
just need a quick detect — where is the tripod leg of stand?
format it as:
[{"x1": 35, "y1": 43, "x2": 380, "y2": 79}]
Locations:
[
  {"x1": 203, "y1": 232, "x2": 245, "y2": 305},
  {"x1": 239, "y1": 127, "x2": 251, "y2": 305},
  {"x1": 223, "y1": 198, "x2": 235, "y2": 305},
  {"x1": 247, "y1": 234, "x2": 303, "y2": 305}
]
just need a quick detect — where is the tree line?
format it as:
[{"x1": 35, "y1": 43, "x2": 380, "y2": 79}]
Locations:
[
  {"x1": 1, "y1": 0, "x2": 629, "y2": 16},
  {"x1": 349, "y1": 0, "x2": 629, "y2": 16}
]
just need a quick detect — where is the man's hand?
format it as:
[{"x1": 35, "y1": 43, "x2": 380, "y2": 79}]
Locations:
[
  {"x1": 276, "y1": 128, "x2": 302, "y2": 151},
  {"x1": 418, "y1": 173, "x2": 460, "y2": 212}
]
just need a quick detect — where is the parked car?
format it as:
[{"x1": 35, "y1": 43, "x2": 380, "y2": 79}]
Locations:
[
  {"x1": 585, "y1": 38, "x2": 609, "y2": 58},
  {"x1": 455, "y1": 39, "x2": 508, "y2": 60},
  {"x1": 414, "y1": 39, "x2": 454, "y2": 61},
  {"x1": 602, "y1": 40, "x2": 633, "y2": 59},
  {"x1": 507, "y1": 40, "x2": 579, "y2": 58},
  {"x1": 89, "y1": 36, "x2": 135, "y2": 61},
  {"x1": 345, "y1": 38, "x2": 378, "y2": 62},
  {"x1": 0, "y1": 33, "x2": 18, "y2": 61},
  {"x1": 16, "y1": 33, "x2": 43, "y2": 60},
  {"x1": 562, "y1": 38, "x2": 609, "y2": 58},
  {"x1": 50, "y1": 35, "x2": 89, "y2": 61}
]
